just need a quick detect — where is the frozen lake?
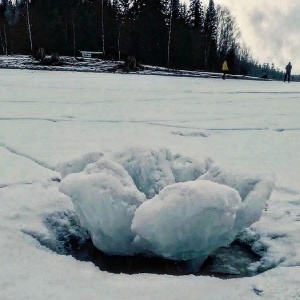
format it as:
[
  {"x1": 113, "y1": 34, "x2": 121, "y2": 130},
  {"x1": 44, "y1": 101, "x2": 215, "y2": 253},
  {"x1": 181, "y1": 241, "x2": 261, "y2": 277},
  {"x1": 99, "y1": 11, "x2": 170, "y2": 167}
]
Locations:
[{"x1": 1, "y1": 68, "x2": 300, "y2": 300}]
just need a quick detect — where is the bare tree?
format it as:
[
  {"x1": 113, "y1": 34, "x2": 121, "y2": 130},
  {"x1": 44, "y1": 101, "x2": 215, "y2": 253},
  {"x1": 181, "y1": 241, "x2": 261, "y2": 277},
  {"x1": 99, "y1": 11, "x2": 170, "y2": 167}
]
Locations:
[
  {"x1": 216, "y1": 5, "x2": 240, "y2": 58},
  {"x1": 3, "y1": 26, "x2": 8, "y2": 55},
  {"x1": 115, "y1": 0, "x2": 132, "y2": 61},
  {"x1": 71, "y1": 12, "x2": 76, "y2": 57},
  {"x1": 114, "y1": 0, "x2": 123, "y2": 61},
  {"x1": 101, "y1": 0, "x2": 105, "y2": 56},
  {"x1": 167, "y1": 0, "x2": 173, "y2": 67},
  {"x1": 117, "y1": 21, "x2": 122, "y2": 60},
  {"x1": 18, "y1": 0, "x2": 33, "y2": 53},
  {"x1": 0, "y1": 31, "x2": 5, "y2": 54},
  {"x1": 25, "y1": 0, "x2": 33, "y2": 52}
]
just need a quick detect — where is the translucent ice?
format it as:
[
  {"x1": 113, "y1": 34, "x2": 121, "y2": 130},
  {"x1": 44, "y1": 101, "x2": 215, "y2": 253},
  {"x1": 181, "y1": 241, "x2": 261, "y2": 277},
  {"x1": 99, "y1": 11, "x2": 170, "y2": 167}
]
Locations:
[
  {"x1": 132, "y1": 180, "x2": 242, "y2": 262},
  {"x1": 59, "y1": 150, "x2": 274, "y2": 262},
  {"x1": 199, "y1": 165, "x2": 275, "y2": 230},
  {"x1": 59, "y1": 156, "x2": 146, "y2": 255}
]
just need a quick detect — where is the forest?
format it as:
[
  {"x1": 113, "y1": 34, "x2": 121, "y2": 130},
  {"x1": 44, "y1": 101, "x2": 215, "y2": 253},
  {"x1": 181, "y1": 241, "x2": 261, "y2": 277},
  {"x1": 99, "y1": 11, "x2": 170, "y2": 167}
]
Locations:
[{"x1": 0, "y1": 0, "x2": 285, "y2": 79}]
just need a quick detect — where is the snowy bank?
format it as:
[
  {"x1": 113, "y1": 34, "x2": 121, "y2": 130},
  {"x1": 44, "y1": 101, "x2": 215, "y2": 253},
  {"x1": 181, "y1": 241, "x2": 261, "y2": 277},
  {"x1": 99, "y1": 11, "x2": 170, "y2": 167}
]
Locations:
[{"x1": 0, "y1": 55, "x2": 269, "y2": 81}]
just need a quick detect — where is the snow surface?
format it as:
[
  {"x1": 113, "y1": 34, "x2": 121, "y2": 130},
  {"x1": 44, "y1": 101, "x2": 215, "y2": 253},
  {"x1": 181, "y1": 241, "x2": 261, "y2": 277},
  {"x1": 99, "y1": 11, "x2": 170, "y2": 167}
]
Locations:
[{"x1": 1, "y1": 64, "x2": 300, "y2": 299}]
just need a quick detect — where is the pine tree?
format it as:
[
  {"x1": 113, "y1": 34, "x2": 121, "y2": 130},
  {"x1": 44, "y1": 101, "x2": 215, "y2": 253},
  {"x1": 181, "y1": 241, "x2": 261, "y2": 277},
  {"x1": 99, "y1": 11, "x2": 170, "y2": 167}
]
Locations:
[
  {"x1": 113, "y1": 0, "x2": 133, "y2": 60},
  {"x1": 204, "y1": 0, "x2": 217, "y2": 70},
  {"x1": 129, "y1": 0, "x2": 167, "y2": 65},
  {"x1": 0, "y1": 0, "x2": 9, "y2": 54},
  {"x1": 171, "y1": 0, "x2": 180, "y2": 20},
  {"x1": 165, "y1": 0, "x2": 191, "y2": 69},
  {"x1": 188, "y1": 0, "x2": 203, "y2": 30},
  {"x1": 187, "y1": 0, "x2": 205, "y2": 69}
]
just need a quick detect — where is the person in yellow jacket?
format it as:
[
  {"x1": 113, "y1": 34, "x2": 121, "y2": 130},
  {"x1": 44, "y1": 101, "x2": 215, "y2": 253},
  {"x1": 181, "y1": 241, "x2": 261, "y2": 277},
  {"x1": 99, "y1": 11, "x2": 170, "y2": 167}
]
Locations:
[{"x1": 222, "y1": 60, "x2": 229, "y2": 80}]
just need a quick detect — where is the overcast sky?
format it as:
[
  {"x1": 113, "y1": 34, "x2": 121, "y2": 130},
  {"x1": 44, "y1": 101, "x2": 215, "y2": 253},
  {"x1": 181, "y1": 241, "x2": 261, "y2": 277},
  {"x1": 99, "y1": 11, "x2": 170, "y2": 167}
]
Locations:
[{"x1": 195, "y1": 0, "x2": 300, "y2": 73}]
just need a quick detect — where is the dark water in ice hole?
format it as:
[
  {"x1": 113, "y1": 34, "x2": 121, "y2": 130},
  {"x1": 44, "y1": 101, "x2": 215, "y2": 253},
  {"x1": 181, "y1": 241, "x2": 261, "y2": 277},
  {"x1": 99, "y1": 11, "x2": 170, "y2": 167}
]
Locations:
[
  {"x1": 66, "y1": 239, "x2": 261, "y2": 278},
  {"x1": 27, "y1": 211, "x2": 261, "y2": 279}
]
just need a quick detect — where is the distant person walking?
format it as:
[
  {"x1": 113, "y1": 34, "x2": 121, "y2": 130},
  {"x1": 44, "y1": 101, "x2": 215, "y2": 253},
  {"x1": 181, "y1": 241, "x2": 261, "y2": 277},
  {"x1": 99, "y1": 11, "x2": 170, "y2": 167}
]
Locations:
[
  {"x1": 222, "y1": 60, "x2": 229, "y2": 80},
  {"x1": 284, "y1": 62, "x2": 292, "y2": 82}
]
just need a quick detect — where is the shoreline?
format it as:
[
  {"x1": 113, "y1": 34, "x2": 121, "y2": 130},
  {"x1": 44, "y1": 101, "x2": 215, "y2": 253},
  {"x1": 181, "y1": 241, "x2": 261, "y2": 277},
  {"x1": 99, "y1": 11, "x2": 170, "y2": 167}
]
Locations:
[{"x1": 0, "y1": 55, "x2": 270, "y2": 81}]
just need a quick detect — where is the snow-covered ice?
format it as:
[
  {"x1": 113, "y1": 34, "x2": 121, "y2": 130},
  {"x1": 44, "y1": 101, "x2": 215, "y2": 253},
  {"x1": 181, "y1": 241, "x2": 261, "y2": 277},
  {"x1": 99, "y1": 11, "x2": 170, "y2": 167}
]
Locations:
[{"x1": 1, "y1": 65, "x2": 300, "y2": 299}]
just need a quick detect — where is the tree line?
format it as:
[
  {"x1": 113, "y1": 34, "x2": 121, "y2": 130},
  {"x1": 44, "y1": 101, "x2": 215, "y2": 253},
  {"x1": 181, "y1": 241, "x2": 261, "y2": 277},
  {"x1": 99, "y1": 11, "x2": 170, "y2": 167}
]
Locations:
[{"x1": 0, "y1": 0, "x2": 284, "y2": 78}]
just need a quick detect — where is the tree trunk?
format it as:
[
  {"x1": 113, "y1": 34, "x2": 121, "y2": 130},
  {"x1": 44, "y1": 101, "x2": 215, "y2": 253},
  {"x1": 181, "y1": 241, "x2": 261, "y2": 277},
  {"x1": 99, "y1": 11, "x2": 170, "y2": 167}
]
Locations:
[
  {"x1": 101, "y1": 0, "x2": 105, "y2": 56},
  {"x1": 204, "y1": 35, "x2": 211, "y2": 70},
  {"x1": 117, "y1": 22, "x2": 122, "y2": 61},
  {"x1": 167, "y1": 0, "x2": 173, "y2": 67},
  {"x1": 71, "y1": 13, "x2": 76, "y2": 57},
  {"x1": 0, "y1": 31, "x2": 5, "y2": 55},
  {"x1": 26, "y1": 0, "x2": 33, "y2": 53},
  {"x1": 34, "y1": 47, "x2": 45, "y2": 60},
  {"x1": 3, "y1": 26, "x2": 8, "y2": 55}
]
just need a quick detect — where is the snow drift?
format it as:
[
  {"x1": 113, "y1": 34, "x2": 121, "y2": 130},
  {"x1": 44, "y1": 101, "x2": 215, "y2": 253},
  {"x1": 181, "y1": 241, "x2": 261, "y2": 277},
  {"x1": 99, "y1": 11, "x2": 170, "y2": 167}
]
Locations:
[{"x1": 59, "y1": 147, "x2": 275, "y2": 263}]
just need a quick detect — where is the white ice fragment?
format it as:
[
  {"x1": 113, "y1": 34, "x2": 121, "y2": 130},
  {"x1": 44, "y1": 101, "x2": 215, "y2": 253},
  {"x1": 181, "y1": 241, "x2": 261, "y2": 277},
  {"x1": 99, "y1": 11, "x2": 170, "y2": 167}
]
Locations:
[
  {"x1": 56, "y1": 152, "x2": 103, "y2": 178},
  {"x1": 132, "y1": 180, "x2": 242, "y2": 262},
  {"x1": 114, "y1": 147, "x2": 175, "y2": 199},
  {"x1": 59, "y1": 156, "x2": 146, "y2": 255},
  {"x1": 199, "y1": 165, "x2": 275, "y2": 230},
  {"x1": 171, "y1": 154, "x2": 211, "y2": 183}
]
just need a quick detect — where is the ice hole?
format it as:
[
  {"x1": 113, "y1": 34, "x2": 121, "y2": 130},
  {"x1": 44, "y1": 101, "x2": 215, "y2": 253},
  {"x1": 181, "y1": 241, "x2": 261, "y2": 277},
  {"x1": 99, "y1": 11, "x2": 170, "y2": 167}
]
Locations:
[{"x1": 26, "y1": 211, "x2": 264, "y2": 279}]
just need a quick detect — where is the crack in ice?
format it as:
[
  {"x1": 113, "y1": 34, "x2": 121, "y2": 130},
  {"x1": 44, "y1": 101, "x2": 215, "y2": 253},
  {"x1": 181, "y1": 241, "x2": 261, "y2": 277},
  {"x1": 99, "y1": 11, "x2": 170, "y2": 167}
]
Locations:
[{"x1": 0, "y1": 142, "x2": 55, "y2": 171}]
